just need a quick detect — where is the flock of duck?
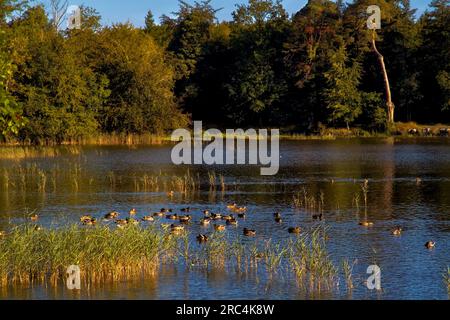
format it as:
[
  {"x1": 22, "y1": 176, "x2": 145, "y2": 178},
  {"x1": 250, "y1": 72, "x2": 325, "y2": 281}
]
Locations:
[
  {"x1": 74, "y1": 203, "x2": 307, "y2": 243},
  {"x1": 0, "y1": 204, "x2": 435, "y2": 250},
  {"x1": 75, "y1": 203, "x2": 435, "y2": 250}
]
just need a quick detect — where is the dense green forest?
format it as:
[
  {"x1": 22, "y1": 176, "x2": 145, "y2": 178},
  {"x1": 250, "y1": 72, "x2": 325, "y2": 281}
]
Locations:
[{"x1": 0, "y1": 0, "x2": 449, "y2": 143}]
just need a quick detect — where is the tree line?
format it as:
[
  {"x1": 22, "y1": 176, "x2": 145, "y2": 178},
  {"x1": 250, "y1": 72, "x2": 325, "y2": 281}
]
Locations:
[{"x1": 0, "y1": 0, "x2": 449, "y2": 143}]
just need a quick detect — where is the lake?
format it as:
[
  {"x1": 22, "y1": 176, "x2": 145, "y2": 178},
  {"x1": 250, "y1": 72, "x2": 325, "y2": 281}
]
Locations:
[{"x1": 0, "y1": 138, "x2": 449, "y2": 300}]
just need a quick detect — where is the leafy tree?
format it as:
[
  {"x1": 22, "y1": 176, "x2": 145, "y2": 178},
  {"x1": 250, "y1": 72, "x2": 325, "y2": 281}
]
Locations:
[
  {"x1": 324, "y1": 43, "x2": 362, "y2": 129},
  {"x1": 418, "y1": 0, "x2": 450, "y2": 121},
  {"x1": 95, "y1": 24, "x2": 188, "y2": 134},
  {"x1": 0, "y1": 30, "x2": 26, "y2": 140},
  {"x1": 224, "y1": 0, "x2": 289, "y2": 125}
]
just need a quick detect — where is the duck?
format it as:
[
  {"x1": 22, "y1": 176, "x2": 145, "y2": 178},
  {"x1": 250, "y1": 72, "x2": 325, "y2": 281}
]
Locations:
[
  {"x1": 80, "y1": 215, "x2": 93, "y2": 223},
  {"x1": 82, "y1": 218, "x2": 97, "y2": 226},
  {"x1": 129, "y1": 208, "x2": 137, "y2": 216},
  {"x1": 237, "y1": 213, "x2": 246, "y2": 219},
  {"x1": 233, "y1": 207, "x2": 247, "y2": 214},
  {"x1": 425, "y1": 241, "x2": 435, "y2": 249},
  {"x1": 359, "y1": 221, "x2": 374, "y2": 227},
  {"x1": 200, "y1": 218, "x2": 211, "y2": 226},
  {"x1": 243, "y1": 228, "x2": 256, "y2": 236},
  {"x1": 34, "y1": 226, "x2": 43, "y2": 231},
  {"x1": 392, "y1": 226, "x2": 402, "y2": 236},
  {"x1": 288, "y1": 227, "x2": 301, "y2": 234},
  {"x1": 274, "y1": 217, "x2": 282, "y2": 223},
  {"x1": 312, "y1": 213, "x2": 323, "y2": 221},
  {"x1": 161, "y1": 208, "x2": 173, "y2": 213},
  {"x1": 30, "y1": 214, "x2": 39, "y2": 221},
  {"x1": 179, "y1": 215, "x2": 192, "y2": 223},
  {"x1": 126, "y1": 218, "x2": 139, "y2": 226},
  {"x1": 273, "y1": 212, "x2": 282, "y2": 219},
  {"x1": 116, "y1": 219, "x2": 128, "y2": 226},
  {"x1": 222, "y1": 214, "x2": 234, "y2": 221},
  {"x1": 211, "y1": 213, "x2": 222, "y2": 220},
  {"x1": 214, "y1": 225, "x2": 226, "y2": 232},
  {"x1": 166, "y1": 214, "x2": 178, "y2": 220},
  {"x1": 153, "y1": 212, "x2": 164, "y2": 217},
  {"x1": 170, "y1": 224, "x2": 185, "y2": 233},
  {"x1": 167, "y1": 191, "x2": 175, "y2": 197},
  {"x1": 104, "y1": 211, "x2": 120, "y2": 220},
  {"x1": 196, "y1": 234, "x2": 209, "y2": 243},
  {"x1": 227, "y1": 203, "x2": 237, "y2": 209},
  {"x1": 226, "y1": 218, "x2": 238, "y2": 226},
  {"x1": 142, "y1": 216, "x2": 155, "y2": 222},
  {"x1": 180, "y1": 207, "x2": 191, "y2": 213},
  {"x1": 203, "y1": 210, "x2": 211, "y2": 216}
]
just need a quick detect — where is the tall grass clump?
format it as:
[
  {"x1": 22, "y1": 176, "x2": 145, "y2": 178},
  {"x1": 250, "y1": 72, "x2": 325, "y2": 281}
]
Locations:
[
  {"x1": 0, "y1": 225, "x2": 177, "y2": 287},
  {"x1": 287, "y1": 227, "x2": 337, "y2": 290},
  {"x1": 342, "y1": 259, "x2": 357, "y2": 291}
]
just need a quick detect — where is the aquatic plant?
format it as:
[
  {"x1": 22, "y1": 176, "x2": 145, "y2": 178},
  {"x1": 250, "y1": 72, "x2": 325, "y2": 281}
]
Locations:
[
  {"x1": 342, "y1": 259, "x2": 357, "y2": 291},
  {"x1": 0, "y1": 224, "x2": 177, "y2": 287}
]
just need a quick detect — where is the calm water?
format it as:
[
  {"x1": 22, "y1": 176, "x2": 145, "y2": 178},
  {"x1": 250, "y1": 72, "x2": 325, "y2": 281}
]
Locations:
[{"x1": 0, "y1": 138, "x2": 449, "y2": 300}]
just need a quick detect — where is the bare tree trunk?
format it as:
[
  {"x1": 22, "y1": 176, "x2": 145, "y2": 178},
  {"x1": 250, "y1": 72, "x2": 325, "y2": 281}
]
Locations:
[
  {"x1": 50, "y1": 0, "x2": 68, "y2": 29},
  {"x1": 371, "y1": 30, "x2": 395, "y2": 124}
]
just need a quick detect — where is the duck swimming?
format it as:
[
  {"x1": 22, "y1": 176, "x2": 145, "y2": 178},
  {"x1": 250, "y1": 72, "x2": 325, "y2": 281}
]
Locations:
[
  {"x1": 104, "y1": 211, "x2": 120, "y2": 220},
  {"x1": 359, "y1": 221, "x2": 374, "y2": 227},
  {"x1": 211, "y1": 213, "x2": 222, "y2": 220},
  {"x1": 288, "y1": 227, "x2": 301, "y2": 234},
  {"x1": 30, "y1": 214, "x2": 39, "y2": 221},
  {"x1": 126, "y1": 218, "x2": 139, "y2": 226},
  {"x1": 170, "y1": 224, "x2": 185, "y2": 232},
  {"x1": 392, "y1": 226, "x2": 402, "y2": 236},
  {"x1": 312, "y1": 213, "x2": 323, "y2": 221},
  {"x1": 153, "y1": 212, "x2": 164, "y2": 217},
  {"x1": 226, "y1": 218, "x2": 238, "y2": 226},
  {"x1": 116, "y1": 219, "x2": 128, "y2": 226},
  {"x1": 227, "y1": 203, "x2": 237, "y2": 209},
  {"x1": 179, "y1": 215, "x2": 192, "y2": 223},
  {"x1": 222, "y1": 214, "x2": 234, "y2": 221},
  {"x1": 80, "y1": 215, "x2": 93, "y2": 223},
  {"x1": 243, "y1": 228, "x2": 256, "y2": 236},
  {"x1": 425, "y1": 241, "x2": 435, "y2": 249},
  {"x1": 200, "y1": 218, "x2": 211, "y2": 226},
  {"x1": 83, "y1": 218, "x2": 97, "y2": 226},
  {"x1": 214, "y1": 225, "x2": 226, "y2": 232},
  {"x1": 166, "y1": 214, "x2": 178, "y2": 220},
  {"x1": 142, "y1": 216, "x2": 155, "y2": 222}
]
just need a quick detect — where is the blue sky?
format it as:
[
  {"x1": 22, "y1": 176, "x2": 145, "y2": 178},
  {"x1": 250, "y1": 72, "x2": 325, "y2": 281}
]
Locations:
[{"x1": 35, "y1": 0, "x2": 433, "y2": 27}]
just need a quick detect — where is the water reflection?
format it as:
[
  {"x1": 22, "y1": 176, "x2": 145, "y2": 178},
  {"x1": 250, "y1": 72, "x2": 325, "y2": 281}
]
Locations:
[{"x1": 0, "y1": 139, "x2": 449, "y2": 299}]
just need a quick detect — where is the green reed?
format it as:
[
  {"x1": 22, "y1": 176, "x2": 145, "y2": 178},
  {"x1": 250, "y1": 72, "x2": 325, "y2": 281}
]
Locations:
[
  {"x1": 0, "y1": 224, "x2": 177, "y2": 287},
  {"x1": 342, "y1": 259, "x2": 356, "y2": 291},
  {"x1": 0, "y1": 224, "x2": 339, "y2": 292}
]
